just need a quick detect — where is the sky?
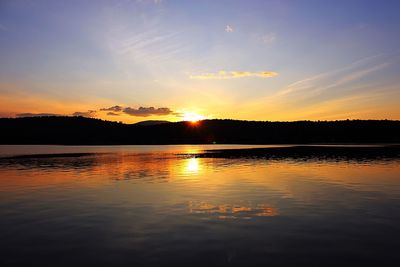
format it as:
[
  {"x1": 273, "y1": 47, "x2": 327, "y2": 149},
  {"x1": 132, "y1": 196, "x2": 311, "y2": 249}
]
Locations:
[{"x1": 0, "y1": 0, "x2": 400, "y2": 123}]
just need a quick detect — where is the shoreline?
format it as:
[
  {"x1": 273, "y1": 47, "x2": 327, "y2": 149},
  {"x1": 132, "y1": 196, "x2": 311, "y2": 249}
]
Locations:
[{"x1": 183, "y1": 145, "x2": 400, "y2": 160}]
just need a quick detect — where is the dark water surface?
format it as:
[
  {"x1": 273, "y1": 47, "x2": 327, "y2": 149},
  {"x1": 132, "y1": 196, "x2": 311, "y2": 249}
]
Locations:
[{"x1": 0, "y1": 145, "x2": 399, "y2": 266}]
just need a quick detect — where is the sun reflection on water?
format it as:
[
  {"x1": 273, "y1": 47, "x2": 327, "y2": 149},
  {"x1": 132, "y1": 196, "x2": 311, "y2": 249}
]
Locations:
[{"x1": 184, "y1": 157, "x2": 200, "y2": 174}]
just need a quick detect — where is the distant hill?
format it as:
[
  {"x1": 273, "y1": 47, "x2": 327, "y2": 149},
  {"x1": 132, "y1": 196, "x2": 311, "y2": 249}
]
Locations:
[
  {"x1": 133, "y1": 120, "x2": 170, "y2": 126},
  {"x1": 0, "y1": 116, "x2": 400, "y2": 145}
]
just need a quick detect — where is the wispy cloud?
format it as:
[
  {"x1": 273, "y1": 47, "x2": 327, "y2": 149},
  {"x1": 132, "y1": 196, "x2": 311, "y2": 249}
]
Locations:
[
  {"x1": 225, "y1": 25, "x2": 234, "y2": 33},
  {"x1": 261, "y1": 33, "x2": 276, "y2": 44},
  {"x1": 109, "y1": 27, "x2": 185, "y2": 65},
  {"x1": 252, "y1": 53, "x2": 400, "y2": 120},
  {"x1": 135, "y1": 0, "x2": 163, "y2": 4},
  {"x1": 190, "y1": 71, "x2": 278, "y2": 80},
  {"x1": 277, "y1": 54, "x2": 391, "y2": 98}
]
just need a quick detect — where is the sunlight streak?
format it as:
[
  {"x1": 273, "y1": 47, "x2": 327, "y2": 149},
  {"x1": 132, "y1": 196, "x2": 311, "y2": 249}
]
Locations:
[{"x1": 184, "y1": 157, "x2": 200, "y2": 174}]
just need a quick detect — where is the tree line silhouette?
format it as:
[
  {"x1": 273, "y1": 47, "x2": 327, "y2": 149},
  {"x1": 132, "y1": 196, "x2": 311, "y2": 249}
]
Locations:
[{"x1": 1, "y1": 116, "x2": 399, "y2": 145}]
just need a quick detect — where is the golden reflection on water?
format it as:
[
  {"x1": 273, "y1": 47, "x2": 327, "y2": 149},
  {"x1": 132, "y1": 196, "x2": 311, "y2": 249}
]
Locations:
[
  {"x1": 1, "y1": 153, "x2": 400, "y2": 189},
  {"x1": 1, "y1": 152, "x2": 400, "y2": 219},
  {"x1": 1, "y1": 147, "x2": 400, "y2": 266},
  {"x1": 183, "y1": 157, "x2": 201, "y2": 174}
]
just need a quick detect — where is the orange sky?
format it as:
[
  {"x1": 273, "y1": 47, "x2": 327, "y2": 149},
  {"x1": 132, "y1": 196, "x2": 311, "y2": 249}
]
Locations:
[{"x1": 1, "y1": 1, "x2": 400, "y2": 123}]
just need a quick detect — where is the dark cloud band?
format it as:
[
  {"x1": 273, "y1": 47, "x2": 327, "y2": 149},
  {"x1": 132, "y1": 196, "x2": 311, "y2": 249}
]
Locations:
[
  {"x1": 122, "y1": 107, "x2": 172, "y2": 117},
  {"x1": 14, "y1": 105, "x2": 174, "y2": 119}
]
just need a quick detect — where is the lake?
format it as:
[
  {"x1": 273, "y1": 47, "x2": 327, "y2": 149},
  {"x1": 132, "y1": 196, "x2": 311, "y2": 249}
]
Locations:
[{"x1": 1, "y1": 145, "x2": 399, "y2": 266}]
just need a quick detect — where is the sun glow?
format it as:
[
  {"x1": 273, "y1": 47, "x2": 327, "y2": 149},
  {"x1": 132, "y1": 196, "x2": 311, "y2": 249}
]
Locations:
[
  {"x1": 185, "y1": 157, "x2": 200, "y2": 173},
  {"x1": 182, "y1": 112, "x2": 206, "y2": 123}
]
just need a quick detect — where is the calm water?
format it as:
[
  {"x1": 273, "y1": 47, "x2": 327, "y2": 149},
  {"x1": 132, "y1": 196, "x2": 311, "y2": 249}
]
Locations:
[{"x1": 1, "y1": 145, "x2": 400, "y2": 266}]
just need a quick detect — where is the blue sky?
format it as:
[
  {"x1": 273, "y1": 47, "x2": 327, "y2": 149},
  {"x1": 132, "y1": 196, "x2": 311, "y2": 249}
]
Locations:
[{"x1": 0, "y1": 0, "x2": 399, "y2": 122}]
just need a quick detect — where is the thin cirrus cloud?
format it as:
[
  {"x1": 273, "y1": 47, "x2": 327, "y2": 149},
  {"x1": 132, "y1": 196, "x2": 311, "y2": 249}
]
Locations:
[
  {"x1": 190, "y1": 71, "x2": 278, "y2": 80},
  {"x1": 261, "y1": 33, "x2": 276, "y2": 44},
  {"x1": 109, "y1": 28, "x2": 184, "y2": 66},
  {"x1": 276, "y1": 54, "x2": 392, "y2": 99}
]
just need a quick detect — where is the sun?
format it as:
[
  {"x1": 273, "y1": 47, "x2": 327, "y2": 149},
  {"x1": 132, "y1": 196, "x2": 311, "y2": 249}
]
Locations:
[{"x1": 182, "y1": 112, "x2": 206, "y2": 123}]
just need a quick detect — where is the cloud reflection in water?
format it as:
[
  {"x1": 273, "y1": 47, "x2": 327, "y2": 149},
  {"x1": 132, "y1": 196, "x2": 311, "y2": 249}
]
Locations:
[{"x1": 188, "y1": 201, "x2": 278, "y2": 220}]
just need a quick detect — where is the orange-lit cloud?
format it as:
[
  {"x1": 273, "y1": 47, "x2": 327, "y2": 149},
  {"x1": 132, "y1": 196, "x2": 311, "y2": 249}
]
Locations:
[
  {"x1": 190, "y1": 71, "x2": 278, "y2": 80},
  {"x1": 106, "y1": 112, "x2": 120, "y2": 116},
  {"x1": 100, "y1": 105, "x2": 124, "y2": 112},
  {"x1": 123, "y1": 106, "x2": 172, "y2": 117},
  {"x1": 99, "y1": 105, "x2": 174, "y2": 117}
]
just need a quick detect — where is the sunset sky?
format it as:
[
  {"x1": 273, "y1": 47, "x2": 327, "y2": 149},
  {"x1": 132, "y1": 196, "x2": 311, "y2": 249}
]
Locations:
[{"x1": 1, "y1": 0, "x2": 399, "y2": 123}]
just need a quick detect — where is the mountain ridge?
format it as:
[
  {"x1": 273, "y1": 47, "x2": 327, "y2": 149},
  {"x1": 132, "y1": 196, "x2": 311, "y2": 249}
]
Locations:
[{"x1": 133, "y1": 120, "x2": 171, "y2": 126}]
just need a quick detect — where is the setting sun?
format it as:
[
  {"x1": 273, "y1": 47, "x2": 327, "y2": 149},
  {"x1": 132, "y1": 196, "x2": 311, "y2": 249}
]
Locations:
[
  {"x1": 1, "y1": 1, "x2": 400, "y2": 266},
  {"x1": 182, "y1": 112, "x2": 207, "y2": 123}
]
